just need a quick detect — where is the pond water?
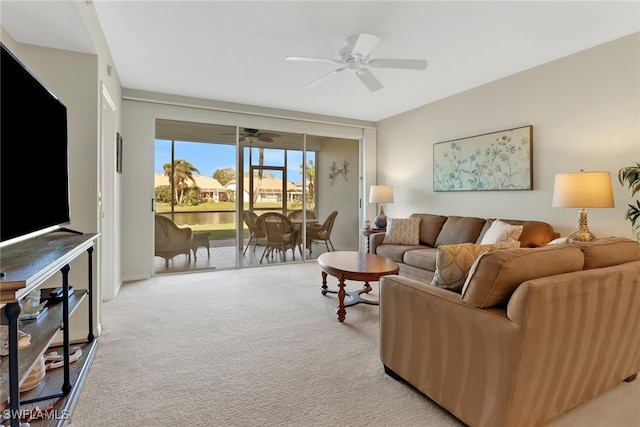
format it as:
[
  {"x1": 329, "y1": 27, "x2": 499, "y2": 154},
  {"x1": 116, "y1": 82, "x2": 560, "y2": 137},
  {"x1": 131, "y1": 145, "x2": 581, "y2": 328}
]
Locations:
[{"x1": 169, "y1": 211, "x2": 237, "y2": 226}]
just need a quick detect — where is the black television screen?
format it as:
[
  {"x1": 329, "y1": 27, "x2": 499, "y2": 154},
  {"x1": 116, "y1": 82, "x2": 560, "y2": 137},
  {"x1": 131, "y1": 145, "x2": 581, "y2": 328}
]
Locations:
[{"x1": 1, "y1": 43, "x2": 71, "y2": 247}]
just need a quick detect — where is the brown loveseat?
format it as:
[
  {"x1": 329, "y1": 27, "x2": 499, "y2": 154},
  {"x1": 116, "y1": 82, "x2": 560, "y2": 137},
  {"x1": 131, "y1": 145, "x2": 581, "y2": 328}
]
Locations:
[
  {"x1": 380, "y1": 237, "x2": 640, "y2": 427},
  {"x1": 369, "y1": 213, "x2": 560, "y2": 283}
]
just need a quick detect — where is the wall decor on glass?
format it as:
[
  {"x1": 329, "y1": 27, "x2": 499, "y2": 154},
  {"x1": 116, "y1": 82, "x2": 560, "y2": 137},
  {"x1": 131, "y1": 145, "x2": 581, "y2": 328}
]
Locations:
[{"x1": 433, "y1": 125, "x2": 532, "y2": 191}]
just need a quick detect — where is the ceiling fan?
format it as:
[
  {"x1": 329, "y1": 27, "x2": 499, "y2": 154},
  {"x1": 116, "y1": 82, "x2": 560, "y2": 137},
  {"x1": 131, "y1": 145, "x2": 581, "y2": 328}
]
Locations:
[
  {"x1": 286, "y1": 33, "x2": 428, "y2": 92},
  {"x1": 223, "y1": 128, "x2": 282, "y2": 143}
]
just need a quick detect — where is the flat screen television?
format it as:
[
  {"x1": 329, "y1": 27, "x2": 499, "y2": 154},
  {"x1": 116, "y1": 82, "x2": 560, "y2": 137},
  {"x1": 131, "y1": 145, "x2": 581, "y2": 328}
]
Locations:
[{"x1": 1, "y1": 43, "x2": 71, "y2": 248}]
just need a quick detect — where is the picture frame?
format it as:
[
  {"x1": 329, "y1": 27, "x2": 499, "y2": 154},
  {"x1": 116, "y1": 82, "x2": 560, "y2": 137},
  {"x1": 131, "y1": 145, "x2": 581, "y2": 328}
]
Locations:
[
  {"x1": 116, "y1": 132, "x2": 123, "y2": 174},
  {"x1": 433, "y1": 125, "x2": 532, "y2": 191}
]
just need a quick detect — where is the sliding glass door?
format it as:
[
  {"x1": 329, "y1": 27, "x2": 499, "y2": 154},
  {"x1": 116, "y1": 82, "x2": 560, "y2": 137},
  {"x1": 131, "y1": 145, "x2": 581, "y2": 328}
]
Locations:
[
  {"x1": 153, "y1": 120, "x2": 360, "y2": 273},
  {"x1": 154, "y1": 121, "x2": 238, "y2": 273}
]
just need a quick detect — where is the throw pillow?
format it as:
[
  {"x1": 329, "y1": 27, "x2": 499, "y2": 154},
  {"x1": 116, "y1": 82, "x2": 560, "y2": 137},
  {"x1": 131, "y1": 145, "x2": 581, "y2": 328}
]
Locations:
[
  {"x1": 461, "y1": 245, "x2": 585, "y2": 308},
  {"x1": 382, "y1": 218, "x2": 420, "y2": 245},
  {"x1": 431, "y1": 241, "x2": 520, "y2": 292},
  {"x1": 546, "y1": 237, "x2": 569, "y2": 245},
  {"x1": 480, "y1": 219, "x2": 524, "y2": 245}
]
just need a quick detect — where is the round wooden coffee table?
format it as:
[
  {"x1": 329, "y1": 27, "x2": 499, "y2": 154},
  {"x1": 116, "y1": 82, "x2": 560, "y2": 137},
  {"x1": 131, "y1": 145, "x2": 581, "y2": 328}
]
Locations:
[{"x1": 317, "y1": 251, "x2": 399, "y2": 322}]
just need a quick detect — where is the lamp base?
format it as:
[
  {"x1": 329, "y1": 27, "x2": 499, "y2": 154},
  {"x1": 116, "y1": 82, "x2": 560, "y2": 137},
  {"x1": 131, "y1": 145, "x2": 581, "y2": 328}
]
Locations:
[
  {"x1": 374, "y1": 205, "x2": 387, "y2": 229},
  {"x1": 567, "y1": 209, "x2": 596, "y2": 242},
  {"x1": 567, "y1": 230, "x2": 596, "y2": 242}
]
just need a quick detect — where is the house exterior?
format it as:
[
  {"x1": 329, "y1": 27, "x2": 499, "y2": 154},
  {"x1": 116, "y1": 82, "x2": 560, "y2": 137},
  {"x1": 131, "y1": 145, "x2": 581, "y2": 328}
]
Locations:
[{"x1": 154, "y1": 174, "x2": 226, "y2": 202}]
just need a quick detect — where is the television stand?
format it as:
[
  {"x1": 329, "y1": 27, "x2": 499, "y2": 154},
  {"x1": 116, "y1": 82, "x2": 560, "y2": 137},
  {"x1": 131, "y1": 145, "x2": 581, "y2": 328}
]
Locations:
[{"x1": 1, "y1": 233, "x2": 99, "y2": 427}]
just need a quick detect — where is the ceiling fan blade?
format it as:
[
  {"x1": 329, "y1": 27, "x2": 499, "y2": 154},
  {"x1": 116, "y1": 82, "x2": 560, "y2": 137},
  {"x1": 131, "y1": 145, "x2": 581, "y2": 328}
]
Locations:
[
  {"x1": 357, "y1": 68, "x2": 383, "y2": 92},
  {"x1": 306, "y1": 67, "x2": 346, "y2": 88},
  {"x1": 258, "y1": 136, "x2": 274, "y2": 143},
  {"x1": 351, "y1": 33, "x2": 380, "y2": 58},
  {"x1": 368, "y1": 58, "x2": 428, "y2": 70},
  {"x1": 286, "y1": 56, "x2": 342, "y2": 64},
  {"x1": 257, "y1": 132, "x2": 281, "y2": 138}
]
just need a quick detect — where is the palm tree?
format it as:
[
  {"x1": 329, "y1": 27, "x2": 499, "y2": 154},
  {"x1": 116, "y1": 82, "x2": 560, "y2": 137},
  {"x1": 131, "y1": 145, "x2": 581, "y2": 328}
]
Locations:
[
  {"x1": 619, "y1": 163, "x2": 640, "y2": 240},
  {"x1": 300, "y1": 159, "x2": 316, "y2": 207},
  {"x1": 163, "y1": 159, "x2": 200, "y2": 205}
]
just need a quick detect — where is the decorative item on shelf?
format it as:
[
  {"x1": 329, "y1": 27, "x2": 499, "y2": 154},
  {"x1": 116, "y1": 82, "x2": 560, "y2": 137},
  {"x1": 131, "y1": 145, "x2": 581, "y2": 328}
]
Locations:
[
  {"x1": 618, "y1": 163, "x2": 640, "y2": 240},
  {"x1": 44, "y1": 346, "x2": 83, "y2": 370},
  {"x1": 369, "y1": 185, "x2": 394, "y2": 229},
  {"x1": 20, "y1": 288, "x2": 48, "y2": 321},
  {"x1": 20, "y1": 355, "x2": 45, "y2": 392},
  {"x1": 328, "y1": 160, "x2": 349, "y2": 185},
  {"x1": 362, "y1": 220, "x2": 371, "y2": 231},
  {"x1": 0, "y1": 325, "x2": 31, "y2": 356},
  {"x1": 552, "y1": 170, "x2": 615, "y2": 242}
]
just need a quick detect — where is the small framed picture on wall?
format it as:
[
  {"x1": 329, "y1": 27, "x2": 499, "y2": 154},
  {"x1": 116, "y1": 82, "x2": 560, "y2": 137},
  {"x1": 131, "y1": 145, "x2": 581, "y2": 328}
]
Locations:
[{"x1": 116, "y1": 132, "x2": 123, "y2": 174}]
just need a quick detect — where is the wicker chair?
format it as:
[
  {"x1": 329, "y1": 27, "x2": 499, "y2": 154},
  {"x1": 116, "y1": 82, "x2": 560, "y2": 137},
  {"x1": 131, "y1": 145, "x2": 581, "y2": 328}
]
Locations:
[
  {"x1": 257, "y1": 212, "x2": 302, "y2": 263},
  {"x1": 287, "y1": 210, "x2": 317, "y2": 221},
  {"x1": 242, "y1": 210, "x2": 266, "y2": 255},
  {"x1": 306, "y1": 211, "x2": 338, "y2": 253},
  {"x1": 154, "y1": 214, "x2": 192, "y2": 267}
]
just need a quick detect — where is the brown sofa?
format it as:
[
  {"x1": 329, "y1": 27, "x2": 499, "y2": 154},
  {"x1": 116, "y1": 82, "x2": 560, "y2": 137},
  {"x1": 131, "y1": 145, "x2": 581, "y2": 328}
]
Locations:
[
  {"x1": 369, "y1": 213, "x2": 560, "y2": 283},
  {"x1": 380, "y1": 236, "x2": 640, "y2": 427}
]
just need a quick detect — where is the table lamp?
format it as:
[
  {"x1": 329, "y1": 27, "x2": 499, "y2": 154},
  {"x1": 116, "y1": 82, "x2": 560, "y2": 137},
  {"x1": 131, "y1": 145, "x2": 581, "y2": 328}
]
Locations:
[
  {"x1": 369, "y1": 185, "x2": 394, "y2": 229},
  {"x1": 552, "y1": 170, "x2": 614, "y2": 241}
]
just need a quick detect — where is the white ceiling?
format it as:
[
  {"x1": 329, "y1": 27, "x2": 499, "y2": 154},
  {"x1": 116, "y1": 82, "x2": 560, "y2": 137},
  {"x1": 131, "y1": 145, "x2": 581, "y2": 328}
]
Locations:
[{"x1": 2, "y1": 1, "x2": 639, "y2": 122}]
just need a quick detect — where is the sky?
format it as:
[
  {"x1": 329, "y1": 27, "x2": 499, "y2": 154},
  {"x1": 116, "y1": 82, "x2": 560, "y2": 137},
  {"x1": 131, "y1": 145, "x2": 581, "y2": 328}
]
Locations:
[{"x1": 155, "y1": 139, "x2": 311, "y2": 184}]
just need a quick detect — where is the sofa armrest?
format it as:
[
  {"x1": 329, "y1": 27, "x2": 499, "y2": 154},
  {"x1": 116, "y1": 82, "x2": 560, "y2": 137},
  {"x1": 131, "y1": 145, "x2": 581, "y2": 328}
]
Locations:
[
  {"x1": 369, "y1": 232, "x2": 386, "y2": 253},
  {"x1": 379, "y1": 274, "x2": 523, "y2": 427},
  {"x1": 503, "y1": 261, "x2": 640, "y2": 426}
]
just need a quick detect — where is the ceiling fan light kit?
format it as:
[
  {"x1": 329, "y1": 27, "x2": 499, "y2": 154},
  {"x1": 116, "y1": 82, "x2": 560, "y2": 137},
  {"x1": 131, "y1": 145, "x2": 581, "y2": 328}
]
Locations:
[
  {"x1": 221, "y1": 128, "x2": 282, "y2": 143},
  {"x1": 286, "y1": 33, "x2": 428, "y2": 92}
]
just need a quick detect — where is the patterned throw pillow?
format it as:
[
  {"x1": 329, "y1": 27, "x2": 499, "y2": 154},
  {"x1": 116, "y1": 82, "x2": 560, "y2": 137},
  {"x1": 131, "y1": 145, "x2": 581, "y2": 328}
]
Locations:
[
  {"x1": 431, "y1": 241, "x2": 520, "y2": 292},
  {"x1": 480, "y1": 219, "x2": 524, "y2": 244},
  {"x1": 382, "y1": 218, "x2": 421, "y2": 245}
]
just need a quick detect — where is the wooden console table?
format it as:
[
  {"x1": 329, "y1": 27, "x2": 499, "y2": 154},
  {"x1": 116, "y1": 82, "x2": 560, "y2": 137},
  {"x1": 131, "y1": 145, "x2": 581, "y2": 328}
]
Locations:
[{"x1": 0, "y1": 232, "x2": 99, "y2": 427}]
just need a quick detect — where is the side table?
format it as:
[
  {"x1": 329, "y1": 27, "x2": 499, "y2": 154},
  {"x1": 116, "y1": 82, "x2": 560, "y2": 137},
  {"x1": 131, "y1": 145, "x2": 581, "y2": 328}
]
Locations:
[{"x1": 362, "y1": 228, "x2": 386, "y2": 253}]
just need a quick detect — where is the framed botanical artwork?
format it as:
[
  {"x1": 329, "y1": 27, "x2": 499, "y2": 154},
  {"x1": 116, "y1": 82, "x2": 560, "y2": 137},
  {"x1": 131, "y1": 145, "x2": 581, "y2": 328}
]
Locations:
[{"x1": 433, "y1": 125, "x2": 533, "y2": 191}]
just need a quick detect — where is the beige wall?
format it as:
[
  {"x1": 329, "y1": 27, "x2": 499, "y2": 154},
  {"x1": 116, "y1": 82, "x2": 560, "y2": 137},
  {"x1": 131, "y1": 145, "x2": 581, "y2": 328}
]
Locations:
[
  {"x1": 315, "y1": 138, "x2": 360, "y2": 251},
  {"x1": 377, "y1": 33, "x2": 640, "y2": 239}
]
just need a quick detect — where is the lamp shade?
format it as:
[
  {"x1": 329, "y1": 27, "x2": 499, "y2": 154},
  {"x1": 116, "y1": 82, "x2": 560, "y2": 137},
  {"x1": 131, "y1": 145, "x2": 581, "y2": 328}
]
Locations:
[
  {"x1": 369, "y1": 185, "x2": 394, "y2": 204},
  {"x1": 552, "y1": 171, "x2": 614, "y2": 208}
]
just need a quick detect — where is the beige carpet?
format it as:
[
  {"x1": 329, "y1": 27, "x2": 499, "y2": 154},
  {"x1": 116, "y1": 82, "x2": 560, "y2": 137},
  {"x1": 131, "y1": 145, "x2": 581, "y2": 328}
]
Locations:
[{"x1": 69, "y1": 262, "x2": 640, "y2": 427}]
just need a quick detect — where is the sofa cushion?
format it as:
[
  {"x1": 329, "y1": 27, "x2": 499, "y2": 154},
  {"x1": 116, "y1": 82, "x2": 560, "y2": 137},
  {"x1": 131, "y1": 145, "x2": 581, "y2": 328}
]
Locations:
[
  {"x1": 431, "y1": 241, "x2": 520, "y2": 292},
  {"x1": 479, "y1": 219, "x2": 523, "y2": 244},
  {"x1": 569, "y1": 236, "x2": 640, "y2": 269},
  {"x1": 461, "y1": 245, "x2": 584, "y2": 308},
  {"x1": 403, "y1": 247, "x2": 438, "y2": 272},
  {"x1": 434, "y1": 216, "x2": 486, "y2": 247},
  {"x1": 383, "y1": 218, "x2": 420, "y2": 245},
  {"x1": 376, "y1": 244, "x2": 423, "y2": 263},
  {"x1": 478, "y1": 219, "x2": 559, "y2": 248},
  {"x1": 410, "y1": 213, "x2": 448, "y2": 247}
]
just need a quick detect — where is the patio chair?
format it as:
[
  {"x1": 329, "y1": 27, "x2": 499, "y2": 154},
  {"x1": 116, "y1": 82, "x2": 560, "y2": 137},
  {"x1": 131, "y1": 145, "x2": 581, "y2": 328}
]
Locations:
[
  {"x1": 242, "y1": 210, "x2": 266, "y2": 255},
  {"x1": 154, "y1": 214, "x2": 192, "y2": 267},
  {"x1": 257, "y1": 212, "x2": 302, "y2": 263},
  {"x1": 306, "y1": 211, "x2": 338, "y2": 253},
  {"x1": 287, "y1": 210, "x2": 317, "y2": 221}
]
